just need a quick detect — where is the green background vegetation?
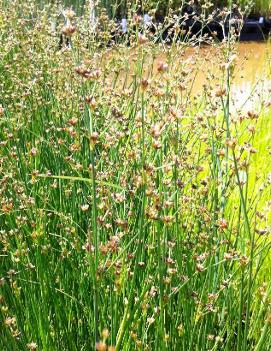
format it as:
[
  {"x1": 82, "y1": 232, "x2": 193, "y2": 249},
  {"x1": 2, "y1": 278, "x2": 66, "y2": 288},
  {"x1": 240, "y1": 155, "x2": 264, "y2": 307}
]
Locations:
[{"x1": 32, "y1": 0, "x2": 271, "y2": 17}]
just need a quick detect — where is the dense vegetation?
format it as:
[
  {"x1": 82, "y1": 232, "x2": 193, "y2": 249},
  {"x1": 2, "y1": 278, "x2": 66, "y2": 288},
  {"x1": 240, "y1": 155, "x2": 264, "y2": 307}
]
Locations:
[
  {"x1": 1, "y1": 1, "x2": 271, "y2": 350},
  {"x1": 33, "y1": 0, "x2": 271, "y2": 17}
]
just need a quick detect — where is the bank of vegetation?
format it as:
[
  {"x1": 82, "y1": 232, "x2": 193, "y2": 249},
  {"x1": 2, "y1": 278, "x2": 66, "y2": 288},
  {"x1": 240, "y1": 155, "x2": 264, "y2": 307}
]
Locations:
[{"x1": 36, "y1": 0, "x2": 271, "y2": 17}]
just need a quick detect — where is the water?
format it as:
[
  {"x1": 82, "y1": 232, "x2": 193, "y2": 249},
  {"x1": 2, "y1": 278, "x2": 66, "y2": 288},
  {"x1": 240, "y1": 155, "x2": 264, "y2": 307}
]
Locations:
[
  {"x1": 159, "y1": 41, "x2": 271, "y2": 111},
  {"x1": 104, "y1": 41, "x2": 271, "y2": 111},
  {"x1": 231, "y1": 42, "x2": 271, "y2": 111}
]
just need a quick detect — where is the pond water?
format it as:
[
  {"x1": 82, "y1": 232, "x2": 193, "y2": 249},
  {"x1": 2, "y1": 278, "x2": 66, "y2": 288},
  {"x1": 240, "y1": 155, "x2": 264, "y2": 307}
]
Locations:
[
  {"x1": 186, "y1": 41, "x2": 271, "y2": 111},
  {"x1": 189, "y1": 42, "x2": 270, "y2": 85},
  {"x1": 107, "y1": 41, "x2": 271, "y2": 112},
  {"x1": 230, "y1": 42, "x2": 271, "y2": 111}
]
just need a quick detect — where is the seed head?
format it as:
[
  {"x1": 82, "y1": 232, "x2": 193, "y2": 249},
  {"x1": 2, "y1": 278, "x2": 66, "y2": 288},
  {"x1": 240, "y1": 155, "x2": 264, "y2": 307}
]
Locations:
[
  {"x1": 226, "y1": 138, "x2": 237, "y2": 149},
  {"x1": 102, "y1": 328, "x2": 109, "y2": 339},
  {"x1": 63, "y1": 8, "x2": 76, "y2": 20},
  {"x1": 30, "y1": 147, "x2": 38, "y2": 156},
  {"x1": 138, "y1": 33, "x2": 148, "y2": 45},
  {"x1": 157, "y1": 61, "x2": 169, "y2": 73},
  {"x1": 62, "y1": 25, "x2": 76, "y2": 36},
  {"x1": 90, "y1": 132, "x2": 99, "y2": 145},
  {"x1": 80, "y1": 204, "x2": 89, "y2": 212},
  {"x1": 217, "y1": 218, "x2": 228, "y2": 230},
  {"x1": 141, "y1": 79, "x2": 149, "y2": 90},
  {"x1": 96, "y1": 341, "x2": 106, "y2": 351},
  {"x1": 215, "y1": 88, "x2": 226, "y2": 97},
  {"x1": 27, "y1": 343, "x2": 38, "y2": 350}
]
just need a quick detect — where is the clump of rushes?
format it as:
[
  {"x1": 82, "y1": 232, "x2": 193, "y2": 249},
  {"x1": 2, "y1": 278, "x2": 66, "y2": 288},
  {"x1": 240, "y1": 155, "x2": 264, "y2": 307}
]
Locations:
[{"x1": 1, "y1": 1, "x2": 271, "y2": 350}]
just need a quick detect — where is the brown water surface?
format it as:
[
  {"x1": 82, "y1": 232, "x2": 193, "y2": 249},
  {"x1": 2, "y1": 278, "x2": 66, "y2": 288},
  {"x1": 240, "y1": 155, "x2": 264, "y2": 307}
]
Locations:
[
  {"x1": 187, "y1": 42, "x2": 270, "y2": 87},
  {"x1": 166, "y1": 41, "x2": 271, "y2": 110},
  {"x1": 182, "y1": 41, "x2": 271, "y2": 110},
  {"x1": 104, "y1": 41, "x2": 271, "y2": 111},
  {"x1": 229, "y1": 42, "x2": 271, "y2": 110}
]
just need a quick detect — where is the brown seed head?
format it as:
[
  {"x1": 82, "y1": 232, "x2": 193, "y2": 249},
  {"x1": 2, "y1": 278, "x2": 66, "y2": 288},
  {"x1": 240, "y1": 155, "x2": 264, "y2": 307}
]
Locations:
[
  {"x1": 157, "y1": 61, "x2": 169, "y2": 73},
  {"x1": 96, "y1": 341, "x2": 107, "y2": 351},
  {"x1": 62, "y1": 25, "x2": 76, "y2": 36},
  {"x1": 90, "y1": 132, "x2": 99, "y2": 145}
]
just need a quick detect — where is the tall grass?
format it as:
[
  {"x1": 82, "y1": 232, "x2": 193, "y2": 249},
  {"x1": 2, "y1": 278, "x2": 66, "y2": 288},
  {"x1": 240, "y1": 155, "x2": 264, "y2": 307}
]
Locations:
[{"x1": 1, "y1": 1, "x2": 271, "y2": 350}]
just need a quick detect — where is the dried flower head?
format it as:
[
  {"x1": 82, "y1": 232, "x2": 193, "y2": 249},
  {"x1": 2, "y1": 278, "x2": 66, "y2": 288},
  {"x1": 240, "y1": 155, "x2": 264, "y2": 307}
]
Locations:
[{"x1": 27, "y1": 342, "x2": 38, "y2": 350}]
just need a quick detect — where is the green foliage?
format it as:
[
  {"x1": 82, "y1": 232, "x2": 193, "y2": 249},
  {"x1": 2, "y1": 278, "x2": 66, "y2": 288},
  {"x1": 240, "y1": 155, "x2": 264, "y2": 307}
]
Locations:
[{"x1": 36, "y1": 0, "x2": 271, "y2": 17}]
